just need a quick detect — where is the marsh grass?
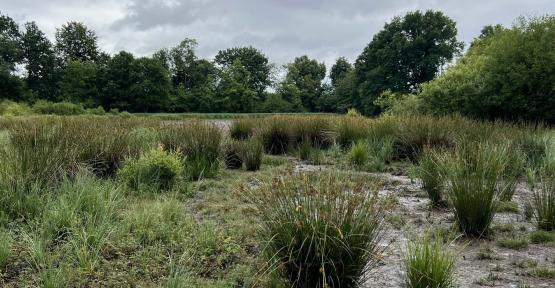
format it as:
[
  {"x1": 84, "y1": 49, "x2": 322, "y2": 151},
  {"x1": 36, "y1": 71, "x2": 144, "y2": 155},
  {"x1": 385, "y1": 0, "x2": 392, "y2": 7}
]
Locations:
[
  {"x1": 418, "y1": 149, "x2": 446, "y2": 207},
  {"x1": 347, "y1": 140, "x2": 369, "y2": 167},
  {"x1": 334, "y1": 117, "x2": 370, "y2": 148},
  {"x1": 242, "y1": 137, "x2": 263, "y2": 171},
  {"x1": 0, "y1": 229, "x2": 12, "y2": 267},
  {"x1": 530, "y1": 173, "x2": 555, "y2": 231},
  {"x1": 258, "y1": 117, "x2": 291, "y2": 155},
  {"x1": 160, "y1": 121, "x2": 221, "y2": 180},
  {"x1": 404, "y1": 234, "x2": 456, "y2": 288},
  {"x1": 248, "y1": 172, "x2": 386, "y2": 287},
  {"x1": 442, "y1": 143, "x2": 512, "y2": 237},
  {"x1": 230, "y1": 118, "x2": 256, "y2": 140},
  {"x1": 223, "y1": 140, "x2": 244, "y2": 169}
]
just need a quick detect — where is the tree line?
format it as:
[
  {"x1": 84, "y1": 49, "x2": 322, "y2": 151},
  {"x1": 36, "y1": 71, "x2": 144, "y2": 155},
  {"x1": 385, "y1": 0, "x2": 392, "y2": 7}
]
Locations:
[{"x1": 1, "y1": 10, "x2": 554, "y2": 122}]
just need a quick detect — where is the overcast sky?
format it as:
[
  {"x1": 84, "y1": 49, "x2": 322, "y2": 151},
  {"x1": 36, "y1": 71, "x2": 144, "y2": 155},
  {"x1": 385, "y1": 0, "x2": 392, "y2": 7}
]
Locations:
[{"x1": 3, "y1": 0, "x2": 554, "y2": 69}]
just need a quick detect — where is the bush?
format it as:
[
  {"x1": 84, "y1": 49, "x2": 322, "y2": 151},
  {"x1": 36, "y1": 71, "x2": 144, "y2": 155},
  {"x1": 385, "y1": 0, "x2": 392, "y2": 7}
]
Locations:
[
  {"x1": 32, "y1": 100, "x2": 86, "y2": 115},
  {"x1": 85, "y1": 106, "x2": 106, "y2": 115},
  {"x1": 404, "y1": 235, "x2": 456, "y2": 288},
  {"x1": 223, "y1": 140, "x2": 243, "y2": 169},
  {"x1": 118, "y1": 146, "x2": 183, "y2": 192},
  {"x1": 442, "y1": 143, "x2": 512, "y2": 237},
  {"x1": 248, "y1": 172, "x2": 385, "y2": 287},
  {"x1": 348, "y1": 140, "x2": 369, "y2": 167},
  {"x1": 0, "y1": 100, "x2": 32, "y2": 116},
  {"x1": 242, "y1": 138, "x2": 263, "y2": 171},
  {"x1": 419, "y1": 16, "x2": 555, "y2": 124},
  {"x1": 418, "y1": 149, "x2": 446, "y2": 207},
  {"x1": 160, "y1": 121, "x2": 221, "y2": 180}
]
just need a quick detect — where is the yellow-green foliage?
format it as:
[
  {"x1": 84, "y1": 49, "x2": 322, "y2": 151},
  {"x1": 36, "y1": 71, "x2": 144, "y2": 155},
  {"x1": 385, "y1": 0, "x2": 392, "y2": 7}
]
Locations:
[{"x1": 118, "y1": 146, "x2": 183, "y2": 192}]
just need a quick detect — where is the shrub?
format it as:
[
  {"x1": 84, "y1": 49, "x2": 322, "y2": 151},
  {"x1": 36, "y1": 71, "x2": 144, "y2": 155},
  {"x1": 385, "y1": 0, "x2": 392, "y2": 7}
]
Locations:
[
  {"x1": 230, "y1": 119, "x2": 255, "y2": 140},
  {"x1": 248, "y1": 172, "x2": 385, "y2": 287},
  {"x1": 346, "y1": 108, "x2": 361, "y2": 117},
  {"x1": 118, "y1": 146, "x2": 183, "y2": 192},
  {"x1": 419, "y1": 16, "x2": 555, "y2": 124},
  {"x1": 223, "y1": 140, "x2": 243, "y2": 169},
  {"x1": 0, "y1": 100, "x2": 32, "y2": 116},
  {"x1": 404, "y1": 235, "x2": 456, "y2": 288},
  {"x1": 442, "y1": 143, "x2": 511, "y2": 237},
  {"x1": 348, "y1": 140, "x2": 369, "y2": 167},
  {"x1": 85, "y1": 106, "x2": 106, "y2": 115},
  {"x1": 418, "y1": 149, "x2": 446, "y2": 207},
  {"x1": 242, "y1": 138, "x2": 263, "y2": 171},
  {"x1": 160, "y1": 121, "x2": 221, "y2": 180},
  {"x1": 32, "y1": 100, "x2": 86, "y2": 115}
]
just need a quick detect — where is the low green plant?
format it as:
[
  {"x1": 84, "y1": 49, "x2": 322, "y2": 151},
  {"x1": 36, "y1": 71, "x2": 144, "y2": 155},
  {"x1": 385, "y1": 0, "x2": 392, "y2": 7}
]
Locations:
[
  {"x1": 348, "y1": 140, "x2": 369, "y2": 167},
  {"x1": 118, "y1": 146, "x2": 183, "y2": 192},
  {"x1": 248, "y1": 172, "x2": 386, "y2": 287},
  {"x1": 442, "y1": 143, "x2": 511, "y2": 237},
  {"x1": 496, "y1": 238, "x2": 529, "y2": 250},
  {"x1": 529, "y1": 230, "x2": 555, "y2": 244},
  {"x1": 404, "y1": 234, "x2": 456, "y2": 288},
  {"x1": 242, "y1": 138, "x2": 263, "y2": 171},
  {"x1": 32, "y1": 100, "x2": 86, "y2": 115}
]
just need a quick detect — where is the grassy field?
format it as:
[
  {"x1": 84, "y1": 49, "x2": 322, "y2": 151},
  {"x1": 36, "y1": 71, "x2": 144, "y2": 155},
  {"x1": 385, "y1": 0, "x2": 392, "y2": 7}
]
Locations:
[{"x1": 0, "y1": 114, "x2": 554, "y2": 287}]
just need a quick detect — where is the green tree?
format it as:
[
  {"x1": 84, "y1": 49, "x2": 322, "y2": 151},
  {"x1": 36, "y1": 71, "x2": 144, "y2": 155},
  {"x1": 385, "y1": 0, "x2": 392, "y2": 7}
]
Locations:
[
  {"x1": 127, "y1": 57, "x2": 171, "y2": 112},
  {"x1": 55, "y1": 22, "x2": 99, "y2": 64},
  {"x1": 283, "y1": 55, "x2": 326, "y2": 111},
  {"x1": 216, "y1": 60, "x2": 257, "y2": 112},
  {"x1": 419, "y1": 16, "x2": 555, "y2": 123},
  {"x1": 22, "y1": 21, "x2": 59, "y2": 100},
  {"x1": 214, "y1": 46, "x2": 271, "y2": 95},
  {"x1": 355, "y1": 10, "x2": 463, "y2": 115},
  {"x1": 330, "y1": 57, "x2": 353, "y2": 88},
  {"x1": 59, "y1": 60, "x2": 99, "y2": 107},
  {"x1": 101, "y1": 51, "x2": 135, "y2": 110},
  {"x1": 0, "y1": 13, "x2": 28, "y2": 101}
]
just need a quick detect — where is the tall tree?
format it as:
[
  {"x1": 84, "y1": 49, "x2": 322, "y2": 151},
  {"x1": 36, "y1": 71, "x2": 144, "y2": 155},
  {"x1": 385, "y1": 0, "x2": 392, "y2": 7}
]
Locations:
[
  {"x1": 101, "y1": 51, "x2": 135, "y2": 110},
  {"x1": 216, "y1": 59, "x2": 257, "y2": 112},
  {"x1": 330, "y1": 57, "x2": 353, "y2": 88},
  {"x1": 0, "y1": 13, "x2": 27, "y2": 100},
  {"x1": 214, "y1": 46, "x2": 271, "y2": 95},
  {"x1": 22, "y1": 21, "x2": 59, "y2": 100},
  {"x1": 59, "y1": 60, "x2": 99, "y2": 107},
  {"x1": 128, "y1": 57, "x2": 172, "y2": 112},
  {"x1": 355, "y1": 10, "x2": 463, "y2": 114},
  {"x1": 55, "y1": 22, "x2": 99, "y2": 64},
  {"x1": 283, "y1": 55, "x2": 326, "y2": 111}
]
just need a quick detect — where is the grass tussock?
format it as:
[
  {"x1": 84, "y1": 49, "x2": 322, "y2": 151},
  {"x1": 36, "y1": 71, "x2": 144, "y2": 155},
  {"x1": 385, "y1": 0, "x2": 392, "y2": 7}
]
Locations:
[
  {"x1": 441, "y1": 142, "x2": 513, "y2": 237},
  {"x1": 404, "y1": 234, "x2": 456, "y2": 288},
  {"x1": 248, "y1": 172, "x2": 386, "y2": 287},
  {"x1": 160, "y1": 121, "x2": 221, "y2": 180},
  {"x1": 242, "y1": 137, "x2": 263, "y2": 171},
  {"x1": 417, "y1": 149, "x2": 446, "y2": 207}
]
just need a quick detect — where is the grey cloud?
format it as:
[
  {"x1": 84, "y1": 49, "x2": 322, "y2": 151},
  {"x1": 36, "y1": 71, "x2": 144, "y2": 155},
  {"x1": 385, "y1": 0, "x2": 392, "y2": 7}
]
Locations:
[{"x1": 3, "y1": 0, "x2": 554, "y2": 70}]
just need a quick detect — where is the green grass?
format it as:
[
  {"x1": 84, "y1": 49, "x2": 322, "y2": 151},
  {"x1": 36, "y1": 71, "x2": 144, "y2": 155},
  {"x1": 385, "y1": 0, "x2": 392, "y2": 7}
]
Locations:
[
  {"x1": 529, "y1": 230, "x2": 555, "y2": 244},
  {"x1": 496, "y1": 238, "x2": 529, "y2": 250},
  {"x1": 417, "y1": 149, "x2": 446, "y2": 207},
  {"x1": 404, "y1": 234, "x2": 456, "y2": 288},
  {"x1": 248, "y1": 172, "x2": 386, "y2": 287}
]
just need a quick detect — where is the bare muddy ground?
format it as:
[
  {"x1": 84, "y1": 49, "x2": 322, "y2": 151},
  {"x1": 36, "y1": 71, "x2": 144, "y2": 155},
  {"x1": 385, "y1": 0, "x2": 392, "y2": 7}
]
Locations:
[{"x1": 295, "y1": 163, "x2": 555, "y2": 288}]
